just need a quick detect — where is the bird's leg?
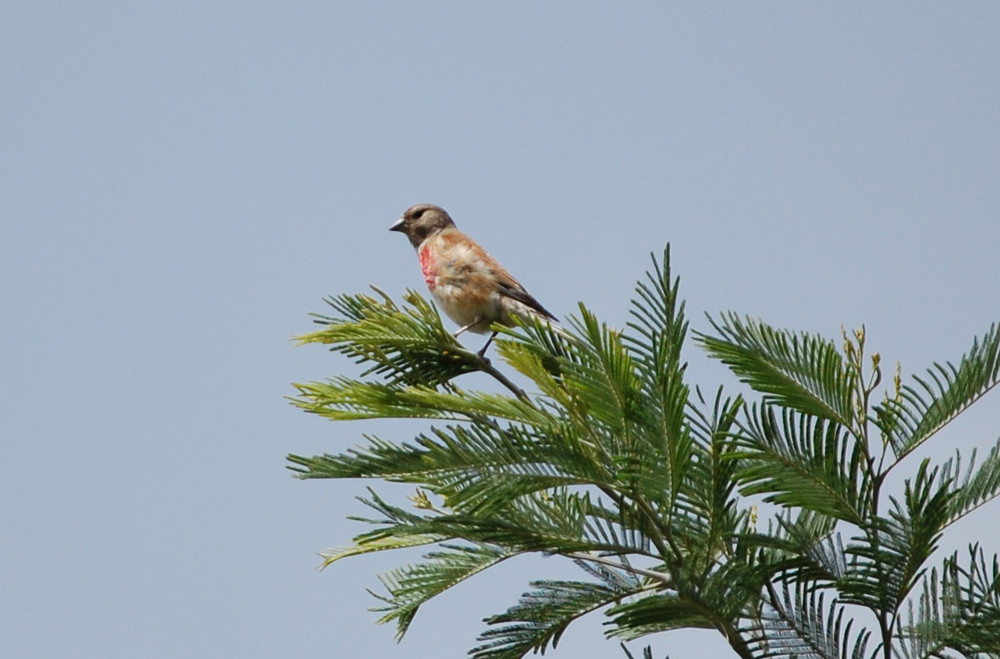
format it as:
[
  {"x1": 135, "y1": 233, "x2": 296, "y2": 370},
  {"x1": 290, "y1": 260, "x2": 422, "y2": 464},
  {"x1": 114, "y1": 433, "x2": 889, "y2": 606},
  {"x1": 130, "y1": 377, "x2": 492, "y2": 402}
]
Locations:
[
  {"x1": 452, "y1": 320, "x2": 478, "y2": 339},
  {"x1": 450, "y1": 316, "x2": 496, "y2": 358},
  {"x1": 477, "y1": 330, "x2": 498, "y2": 357}
]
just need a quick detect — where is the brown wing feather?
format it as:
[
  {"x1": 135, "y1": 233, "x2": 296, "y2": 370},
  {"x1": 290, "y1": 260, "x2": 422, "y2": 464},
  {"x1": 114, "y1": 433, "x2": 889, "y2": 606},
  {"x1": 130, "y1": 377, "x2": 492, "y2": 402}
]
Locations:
[
  {"x1": 483, "y1": 249, "x2": 558, "y2": 321},
  {"x1": 497, "y1": 279, "x2": 558, "y2": 320}
]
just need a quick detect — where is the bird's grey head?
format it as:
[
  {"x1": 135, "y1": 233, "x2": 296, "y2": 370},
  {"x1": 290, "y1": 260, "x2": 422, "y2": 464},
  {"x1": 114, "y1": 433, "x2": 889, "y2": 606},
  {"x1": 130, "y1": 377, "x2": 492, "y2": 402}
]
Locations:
[{"x1": 389, "y1": 204, "x2": 456, "y2": 248}]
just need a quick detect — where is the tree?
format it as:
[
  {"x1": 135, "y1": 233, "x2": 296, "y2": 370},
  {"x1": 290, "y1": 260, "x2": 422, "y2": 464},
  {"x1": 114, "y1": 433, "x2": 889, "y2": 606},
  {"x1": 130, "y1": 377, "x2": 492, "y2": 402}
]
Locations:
[{"x1": 288, "y1": 247, "x2": 1000, "y2": 659}]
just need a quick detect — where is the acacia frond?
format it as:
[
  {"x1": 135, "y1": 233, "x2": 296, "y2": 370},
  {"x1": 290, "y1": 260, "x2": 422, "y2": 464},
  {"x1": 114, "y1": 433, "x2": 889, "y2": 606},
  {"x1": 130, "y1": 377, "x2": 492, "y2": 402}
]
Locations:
[
  {"x1": 840, "y1": 461, "x2": 952, "y2": 612},
  {"x1": 873, "y1": 323, "x2": 1000, "y2": 459},
  {"x1": 474, "y1": 490, "x2": 662, "y2": 556},
  {"x1": 696, "y1": 315, "x2": 857, "y2": 427},
  {"x1": 624, "y1": 247, "x2": 691, "y2": 461},
  {"x1": 741, "y1": 581, "x2": 871, "y2": 659},
  {"x1": 607, "y1": 555, "x2": 767, "y2": 643},
  {"x1": 943, "y1": 437, "x2": 1000, "y2": 525},
  {"x1": 471, "y1": 578, "x2": 643, "y2": 659},
  {"x1": 319, "y1": 533, "x2": 445, "y2": 567},
  {"x1": 745, "y1": 510, "x2": 843, "y2": 587},
  {"x1": 605, "y1": 593, "x2": 719, "y2": 639},
  {"x1": 355, "y1": 486, "x2": 657, "y2": 561},
  {"x1": 621, "y1": 248, "x2": 698, "y2": 515},
  {"x1": 371, "y1": 542, "x2": 513, "y2": 639},
  {"x1": 505, "y1": 299, "x2": 700, "y2": 524},
  {"x1": 562, "y1": 304, "x2": 645, "y2": 438},
  {"x1": 736, "y1": 405, "x2": 871, "y2": 524},
  {"x1": 296, "y1": 287, "x2": 482, "y2": 387},
  {"x1": 290, "y1": 377, "x2": 550, "y2": 423},
  {"x1": 682, "y1": 387, "x2": 748, "y2": 571},
  {"x1": 289, "y1": 419, "x2": 618, "y2": 513},
  {"x1": 897, "y1": 544, "x2": 1000, "y2": 659}
]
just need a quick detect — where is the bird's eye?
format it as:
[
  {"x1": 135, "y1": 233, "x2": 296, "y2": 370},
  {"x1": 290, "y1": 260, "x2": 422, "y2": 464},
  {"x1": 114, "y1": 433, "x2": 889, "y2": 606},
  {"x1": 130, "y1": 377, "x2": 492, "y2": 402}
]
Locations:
[{"x1": 412, "y1": 208, "x2": 425, "y2": 219}]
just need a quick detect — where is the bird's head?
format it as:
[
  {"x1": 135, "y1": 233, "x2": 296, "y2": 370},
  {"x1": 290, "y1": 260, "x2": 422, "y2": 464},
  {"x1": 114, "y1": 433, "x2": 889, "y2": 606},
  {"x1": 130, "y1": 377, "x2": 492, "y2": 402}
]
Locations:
[{"x1": 389, "y1": 204, "x2": 456, "y2": 248}]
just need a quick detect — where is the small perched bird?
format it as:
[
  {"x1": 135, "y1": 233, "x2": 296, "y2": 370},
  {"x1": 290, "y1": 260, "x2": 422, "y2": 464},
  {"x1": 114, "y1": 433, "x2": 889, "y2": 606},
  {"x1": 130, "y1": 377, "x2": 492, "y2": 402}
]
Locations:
[{"x1": 390, "y1": 203, "x2": 557, "y2": 355}]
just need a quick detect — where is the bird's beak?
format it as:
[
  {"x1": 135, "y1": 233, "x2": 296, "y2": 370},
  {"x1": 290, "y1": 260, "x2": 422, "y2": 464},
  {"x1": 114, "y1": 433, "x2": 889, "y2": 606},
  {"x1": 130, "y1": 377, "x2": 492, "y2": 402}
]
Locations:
[{"x1": 389, "y1": 217, "x2": 406, "y2": 232}]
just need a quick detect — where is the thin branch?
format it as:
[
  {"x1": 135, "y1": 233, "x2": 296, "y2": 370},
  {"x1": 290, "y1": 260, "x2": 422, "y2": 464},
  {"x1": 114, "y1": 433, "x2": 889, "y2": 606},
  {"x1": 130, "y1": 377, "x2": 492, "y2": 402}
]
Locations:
[
  {"x1": 566, "y1": 552, "x2": 674, "y2": 586},
  {"x1": 634, "y1": 492, "x2": 683, "y2": 561},
  {"x1": 457, "y1": 345, "x2": 533, "y2": 403}
]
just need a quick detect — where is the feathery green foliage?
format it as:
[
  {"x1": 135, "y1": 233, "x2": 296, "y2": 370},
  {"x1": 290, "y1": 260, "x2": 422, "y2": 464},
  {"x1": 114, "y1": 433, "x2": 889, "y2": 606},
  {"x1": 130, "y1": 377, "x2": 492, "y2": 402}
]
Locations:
[
  {"x1": 289, "y1": 246, "x2": 999, "y2": 658},
  {"x1": 873, "y1": 323, "x2": 1000, "y2": 460}
]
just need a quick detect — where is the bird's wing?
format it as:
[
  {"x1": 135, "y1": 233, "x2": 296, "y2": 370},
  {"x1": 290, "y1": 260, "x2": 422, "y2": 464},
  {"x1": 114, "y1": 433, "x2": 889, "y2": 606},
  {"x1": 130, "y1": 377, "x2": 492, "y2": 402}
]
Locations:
[{"x1": 496, "y1": 278, "x2": 558, "y2": 320}]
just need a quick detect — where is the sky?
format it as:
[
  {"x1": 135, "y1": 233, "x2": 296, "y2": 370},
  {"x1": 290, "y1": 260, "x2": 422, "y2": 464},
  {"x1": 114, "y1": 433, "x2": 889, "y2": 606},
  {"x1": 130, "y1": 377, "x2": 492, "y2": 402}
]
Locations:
[{"x1": 2, "y1": 3, "x2": 999, "y2": 658}]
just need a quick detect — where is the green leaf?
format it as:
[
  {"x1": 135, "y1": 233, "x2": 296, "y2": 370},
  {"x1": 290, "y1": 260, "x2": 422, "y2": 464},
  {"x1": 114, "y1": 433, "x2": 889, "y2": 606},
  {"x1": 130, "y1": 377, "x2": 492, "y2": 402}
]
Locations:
[
  {"x1": 296, "y1": 288, "x2": 484, "y2": 387},
  {"x1": 605, "y1": 593, "x2": 718, "y2": 639},
  {"x1": 840, "y1": 460, "x2": 952, "y2": 612},
  {"x1": 289, "y1": 420, "x2": 615, "y2": 515},
  {"x1": 898, "y1": 545, "x2": 1000, "y2": 658},
  {"x1": 472, "y1": 578, "x2": 640, "y2": 659},
  {"x1": 755, "y1": 510, "x2": 843, "y2": 586},
  {"x1": 697, "y1": 315, "x2": 856, "y2": 427},
  {"x1": 682, "y1": 387, "x2": 748, "y2": 571},
  {"x1": 371, "y1": 542, "x2": 513, "y2": 639},
  {"x1": 562, "y1": 303, "x2": 645, "y2": 439},
  {"x1": 319, "y1": 533, "x2": 444, "y2": 567},
  {"x1": 607, "y1": 559, "x2": 766, "y2": 642},
  {"x1": 290, "y1": 378, "x2": 549, "y2": 423},
  {"x1": 736, "y1": 404, "x2": 871, "y2": 524},
  {"x1": 741, "y1": 581, "x2": 871, "y2": 659},
  {"x1": 624, "y1": 247, "x2": 691, "y2": 463},
  {"x1": 873, "y1": 322, "x2": 1000, "y2": 458},
  {"x1": 944, "y1": 437, "x2": 1000, "y2": 525}
]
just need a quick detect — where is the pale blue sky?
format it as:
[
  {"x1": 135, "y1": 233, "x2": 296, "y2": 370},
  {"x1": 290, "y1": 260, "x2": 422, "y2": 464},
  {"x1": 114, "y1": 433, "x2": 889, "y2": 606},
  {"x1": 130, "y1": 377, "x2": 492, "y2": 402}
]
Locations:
[{"x1": 2, "y1": 3, "x2": 999, "y2": 658}]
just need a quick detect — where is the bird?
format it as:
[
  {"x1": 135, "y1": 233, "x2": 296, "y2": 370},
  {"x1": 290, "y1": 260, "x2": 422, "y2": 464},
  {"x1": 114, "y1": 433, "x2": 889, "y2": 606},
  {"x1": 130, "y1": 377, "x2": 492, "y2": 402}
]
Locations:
[{"x1": 389, "y1": 203, "x2": 557, "y2": 356}]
